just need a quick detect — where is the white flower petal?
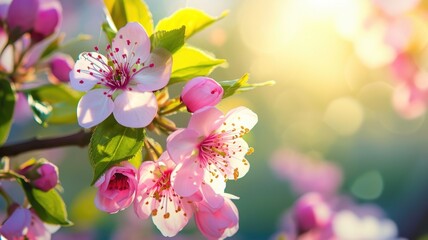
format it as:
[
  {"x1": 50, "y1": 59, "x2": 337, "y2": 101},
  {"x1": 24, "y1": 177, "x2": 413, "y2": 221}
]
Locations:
[
  {"x1": 133, "y1": 48, "x2": 172, "y2": 92},
  {"x1": 113, "y1": 91, "x2": 157, "y2": 128},
  {"x1": 77, "y1": 89, "x2": 114, "y2": 128},
  {"x1": 112, "y1": 22, "x2": 150, "y2": 66}
]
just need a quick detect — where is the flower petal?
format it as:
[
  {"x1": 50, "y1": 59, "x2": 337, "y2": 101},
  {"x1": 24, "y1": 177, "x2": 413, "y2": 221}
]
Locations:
[
  {"x1": 171, "y1": 159, "x2": 204, "y2": 197},
  {"x1": 167, "y1": 129, "x2": 199, "y2": 163},
  {"x1": 188, "y1": 107, "x2": 224, "y2": 137},
  {"x1": 133, "y1": 48, "x2": 172, "y2": 92},
  {"x1": 77, "y1": 89, "x2": 114, "y2": 128},
  {"x1": 152, "y1": 195, "x2": 192, "y2": 237},
  {"x1": 113, "y1": 22, "x2": 150, "y2": 66},
  {"x1": 133, "y1": 190, "x2": 153, "y2": 220},
  {"x1": 201, "y1": 182, "x2": 225, "y2": 210},
  {"x1": 70, "y1": 52, "x2": 108, "y2": 91},
  {"x1": 113, "y1": 91, "x2": 157, "y2": 128},
  {"x1": 219, "y1": 106, "x2": 258, "y2": 134},
  {"x1": 226, "y1": 137, "x2": 250, "y2": 180}
]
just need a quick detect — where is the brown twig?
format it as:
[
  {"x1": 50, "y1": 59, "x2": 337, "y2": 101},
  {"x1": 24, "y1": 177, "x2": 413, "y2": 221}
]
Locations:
[{"x1": 0, "y1": 130, "x2": 91, "y2": 157}]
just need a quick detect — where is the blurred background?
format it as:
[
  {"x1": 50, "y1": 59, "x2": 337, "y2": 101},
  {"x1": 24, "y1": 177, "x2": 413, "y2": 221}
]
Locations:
[{"x1": 6, "y1": 0, "x2": 428, "y2": 239}]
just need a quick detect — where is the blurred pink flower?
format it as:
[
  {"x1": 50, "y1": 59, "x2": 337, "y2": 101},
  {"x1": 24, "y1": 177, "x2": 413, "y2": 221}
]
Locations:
[
  {"x1": 0, "y1": 206, "x2": 59, "y2": 240},
  {"x1": 133, "y1": 152, "x2": 193, "y2": 237},
  {"x1": 31, "y1": 0, "x2": 62, "y2": 42},
  {"x1": 181, "y1": 77, "x2": 224, "y2": 113},
  {"x1": 94, "y1": 162, "x2": 137, "y2": 214},
  {"x1": 70, "y1": 22, "x2": 172, "y2": 128},
  {"x1": 294, "y1": 193, "x2": 332, "y2": 232},
  {"x1": 6, "y1": 0, "x2": 39, "y2": 37},
  {"x1": 274, "y1": 193, "x2": 399, "y2": 240},
  {"x1": 390, "y1": 53, "x2": 428, "y2": 118},
  {"x1": 167, "y1": 106, "x2": 257, "y2": 198},
  {"x1": 270, "y1": 150, "x2": 342, "y2": 196},
  {"x1": 195, "y1": 197, "x2": 239, "y2": 240},
  {"x1": 49, "y1": 53, "x2": 74, "y2": 83},
  {"x1": 0, "y1": 206, "x2": 31, "y2": 239},
  {"x1": 372, "y1": 0, "x2": 420, "y2": 16}
]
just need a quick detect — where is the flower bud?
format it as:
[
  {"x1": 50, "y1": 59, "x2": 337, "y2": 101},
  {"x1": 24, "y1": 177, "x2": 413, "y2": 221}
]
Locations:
[
  {"x1": 6, "y1": 0, "x2": 39, "y2": 38},
  {"x1": 32, "y1": 0, "x2": 62, "y2": 42},
  {"x1": 181, "y1": 77, "x2": 223, "y2": 112},
  {"x1": 0, "y1": 206, "x2": 32, "y2": 239},
  {"x1": 20, "y1": 159, "x2": 59, "y2": 192},
  {"x1": 95, "y1": 162, "x2": 137, "y2": 214},
  {"x1": 49, "y1": 53, "x2": 74, "y2": 82},
  {"x1": 294, "y1": 193, "x2": 331, "y2": 232}
]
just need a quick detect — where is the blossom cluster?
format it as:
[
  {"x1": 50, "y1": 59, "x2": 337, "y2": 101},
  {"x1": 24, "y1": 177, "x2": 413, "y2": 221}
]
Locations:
[
  {"x1": 336, "y1": 0, "x2": 428, "y2": 118},
  {"x1": 69, "y1": 21, "x2": 258, "y2": 238},
  {"x1": 270, "y1": 149, "x2": 400, "y2": 240}
]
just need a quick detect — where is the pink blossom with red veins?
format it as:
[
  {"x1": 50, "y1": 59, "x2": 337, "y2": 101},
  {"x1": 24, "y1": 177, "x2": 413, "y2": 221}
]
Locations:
[
  {"x1": 166, "y1": 106, "x2": 257, "y2": 198},
  {"x1": 94, "y1": 162, "x2": 138, "y2": 214},
  {"x1": 133, "y1": 152, "x2": 194, "y2": 237},
  {"x1": 195, "y1": 197, "x2": 239, "y2": 240},
  {"x1": 181, "y1": 77, "x2": 224, "y2": 113},
  {"x1": 70, "y1": 22, "x2": 172, "y2": 128}
]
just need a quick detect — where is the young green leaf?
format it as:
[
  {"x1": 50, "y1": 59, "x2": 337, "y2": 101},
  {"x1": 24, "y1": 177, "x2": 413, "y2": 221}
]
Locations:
[
  {"x1": 24, "y1": 84, "x2": 83, "y2": 126},
  {"x1": 220, "y1": 73, "x2": 275, "y2": 98},
  {"x1": 155, "y1": 8, "x2": 228, "y2": 39},
  {"x1": 169, "y1": 46, "x2": 226, "y2": 85},
  {"x1": 150, "y1": 26, "x2": 185, "y2": 54},
  {"x1": 102, "y1": 21, "x2": 117, "y2": 42},
  {"x1": 103, "y1": 0, "x2": 153, "y2": 35},
  {"x1": 0, "y1": 79, "x2": 15, "y2": 145},
  {"x1": 19, "y1": 179, "x2": 73, "y2": 226},
  {"x1": 89, "y1": 116, "x2": 145, "y2": 185}
]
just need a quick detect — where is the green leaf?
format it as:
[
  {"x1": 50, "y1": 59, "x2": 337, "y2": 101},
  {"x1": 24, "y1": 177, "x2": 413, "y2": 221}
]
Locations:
[
  {"x1": 19, "y1": 179, "x2": 72, "y2": 226},
  {"x1": 102, "y1": 21, "x2": 117, "y2": 42},
  {"x1": 24, "y1": 84, "x2": 83, "y2": 126},
  {"x1": 0, "y1": 79, "x2": 15, "y2": 145},
  {"x1": 150, "y1": 26, "x2": 185, "y2": 54},
  {"x1": 220, "y1": 73, "x2": 276, "y2": 98},
  {"x1": 104, "y1": 0, "x2": 153, "y2": 35},
  {"x1": 155, "y1": 8, "x2": 228, "y2": 39},
  {"x1": 89, "y1": 116, "x2": 145, "y2": 185},
  {"x1": 169, "y1": 46, "x2": 226, "y2": 85}
]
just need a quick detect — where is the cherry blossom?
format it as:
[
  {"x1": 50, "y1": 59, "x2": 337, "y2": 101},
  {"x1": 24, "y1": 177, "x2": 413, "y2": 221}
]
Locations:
[
  {"x1": 133, "y1": 152, "x2": 194, "y2": 237},
  {"x1": 70, "y1": 22, "x2": 172, "y2": 128},
  {"x1": 94, "y1": 162, "x2": 138, "y2": 214},
  {"x1": 167, "y1": 106, "x2": 257, "y2": 198},
  {"x1": 181, "y1": 77, "x2": 224, "y2": 112}
]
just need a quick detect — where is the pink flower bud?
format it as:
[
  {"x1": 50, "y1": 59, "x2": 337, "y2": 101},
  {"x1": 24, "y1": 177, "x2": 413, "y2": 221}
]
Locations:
[
  {"x1": 294, "y1": 193, "x2": 331, "y2": 232},
  {"x1": 6, "y1": 0, "x2": 39, "y2": 35},
  {"x1": 195, "y1": 198, "x2": 239, "y2": 239},
  {"x1": 0, "y1": 206, "x2": 32, "y2": 239},
  {"x1": 32, "y1": 162, "x2": 59, "y2": 192},
  {"x1": 19, "y1": 160, "x2": 59, "y2": 192},
  {"x1": 95, "y1": 162, "x2": 137, "y2": 214},
  {"x1": 32, "y1": 0, "x2": 62, "y2": 42},
  {"x1": 49, "y1": 53, "x2": 74, "y2": 82},
  {"x1": 181, "y1": 77, "x2": 223, "y2": 113}
]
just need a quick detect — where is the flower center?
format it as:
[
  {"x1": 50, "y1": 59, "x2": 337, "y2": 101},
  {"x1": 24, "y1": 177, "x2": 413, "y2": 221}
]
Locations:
[
  {"x1": 107, "y1": 173, "x2": 129, "y2": 191},
  {"x1": 198, "y1": 133, "x2": 229, "y2": 167}
]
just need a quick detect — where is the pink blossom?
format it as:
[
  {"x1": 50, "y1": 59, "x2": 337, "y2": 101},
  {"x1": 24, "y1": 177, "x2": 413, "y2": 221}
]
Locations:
[
  {"x1": 195, "y1": 197, "x2": 239, "y2": 240},
  {"x1": 133, "y1": 152, "x2": 193, "y2": 237},
  {"x1": 19, "y1": 160, "x2": 59, "y2": 192},
  {"x1": 181, "y1": 77, "x2": 224, "y2": 112},
  {"x1": 49, "y1": 53, "x2": 74, "y2": 82},
  {"x1": 26, "y1": 209, "x2": 60, "y2": 240},
  {"x1": 270, "y1": 149, "x2": 342, "y2": 196},
  {"x1": 70, "y1": 22, "x2": 172, "y2": 128},
  {"x1": 167, "y1": 106, "x2": 257, "y2": 197},
  {"x1": 0, "y1": 206, "x2": 31, "y2": 239},
  {"x1": 294, "y1": 193, "x2": 332, "y2": 232},
  {"x1": 32, "y1": 162, "x2": 59, "y2": 192},
  {"x1": 94, "y1": 162, "x2": 137, "y2": 214},
  {"x1": 32, "y1": 0, "x2": 62, "y2": 42},
  {"x1": 6, "y1": 0, "x2": 39, "y2": 36}
]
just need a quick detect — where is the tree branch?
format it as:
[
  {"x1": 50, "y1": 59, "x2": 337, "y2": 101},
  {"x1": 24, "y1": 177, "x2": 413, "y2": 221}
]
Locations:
[{"x1": 0, "y1": 130, "x2": 92, "y2": 157}]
